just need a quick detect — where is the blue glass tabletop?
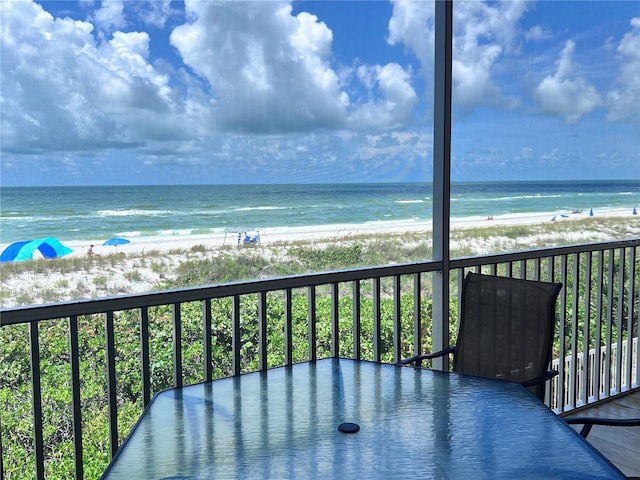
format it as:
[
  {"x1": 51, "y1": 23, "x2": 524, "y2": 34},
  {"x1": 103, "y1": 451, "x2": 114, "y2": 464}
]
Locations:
[{"x1": 101, "y1": 358, "x2": 623, "y2": 479}]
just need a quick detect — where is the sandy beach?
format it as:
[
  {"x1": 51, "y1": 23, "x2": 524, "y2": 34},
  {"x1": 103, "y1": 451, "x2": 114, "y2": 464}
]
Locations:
[
  {"x1": 47, "y1": 207, "x2": 640, "y2": 256},
  {"x1": 1, "y1": 209, "x2": 639, "y2": 309}
]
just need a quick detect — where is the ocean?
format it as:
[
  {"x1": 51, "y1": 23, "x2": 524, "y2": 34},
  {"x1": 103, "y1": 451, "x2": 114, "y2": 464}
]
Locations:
[{"x1": 1, "y1": 181, "x2": 639, "y2": 246}]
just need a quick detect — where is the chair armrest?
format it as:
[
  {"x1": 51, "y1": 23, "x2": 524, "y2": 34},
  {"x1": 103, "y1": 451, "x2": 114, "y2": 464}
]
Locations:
[
  {"x1": 521, "y1": 369, "x2": 558, "y2": 388},
  {"x1": 565, "y1": 417, "x2": 640, "y2": 438},
  {"x1": 399, "y1": 346, "x2": 456, "y2": 367}
]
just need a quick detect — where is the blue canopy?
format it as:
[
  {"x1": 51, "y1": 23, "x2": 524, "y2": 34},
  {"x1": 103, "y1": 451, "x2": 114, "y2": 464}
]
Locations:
[
  {"x1": 0, "y1": 237, "x2": 73, "y2": 262},
  {"x1": 103, "y1": 237, "x2": 130, "y2": 246}
]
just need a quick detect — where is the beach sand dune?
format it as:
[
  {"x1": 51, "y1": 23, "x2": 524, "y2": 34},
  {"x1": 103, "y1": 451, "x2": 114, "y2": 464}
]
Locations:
[{"x1": 1, "y1": 211, "x2": 638, "y2": 309}]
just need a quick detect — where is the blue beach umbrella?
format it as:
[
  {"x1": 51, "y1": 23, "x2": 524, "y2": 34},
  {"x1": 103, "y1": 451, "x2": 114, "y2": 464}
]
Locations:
[
  {"x1": 551, "y1": 214, "x2": 569, "y2": 222},
  {"x1": 589, "y1": 208, "x2": 594, "y2": 216},
  {"x1": 634, "y1": 207, "x2": 637, "y2": 215},
  {"x1": 0, "y1": 237, "x2": 73, "y2": 262},
  {"x1": 103, "y1": 237, "x2": 130, "y2": 246}
]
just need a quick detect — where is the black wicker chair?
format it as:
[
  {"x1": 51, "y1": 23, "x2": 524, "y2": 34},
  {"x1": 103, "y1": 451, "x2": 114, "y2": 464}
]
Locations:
[{"x1": 401, "y1": 272, "x2": 563, "y2": 401}]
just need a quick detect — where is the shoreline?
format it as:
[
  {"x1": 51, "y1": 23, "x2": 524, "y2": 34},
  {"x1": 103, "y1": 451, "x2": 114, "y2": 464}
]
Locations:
[{"x1": 3, "y1": 207, "x2": 637, "y2": 259}]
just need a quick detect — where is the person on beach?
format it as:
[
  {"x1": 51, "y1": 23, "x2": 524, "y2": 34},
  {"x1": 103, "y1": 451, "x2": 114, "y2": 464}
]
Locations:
[{"x1": 87, "y1": 245, "x2": 95, "y2": 256}]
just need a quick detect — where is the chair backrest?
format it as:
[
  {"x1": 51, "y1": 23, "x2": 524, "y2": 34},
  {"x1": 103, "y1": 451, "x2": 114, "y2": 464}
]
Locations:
[{"x1": 453, "y1": 272, "x2": 562, "y2": 400}]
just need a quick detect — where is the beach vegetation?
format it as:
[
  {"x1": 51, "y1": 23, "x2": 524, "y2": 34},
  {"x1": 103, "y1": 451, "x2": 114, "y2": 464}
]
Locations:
[
  {"x1": 1, "y1": 217, "x2": 638, "y2": 309},
  {"x1": 40, "y1": 288, "x2": 62, "y2": 304},
  {"x1": 13, "y1": 292, "x2": 35, "y2": 306},
  {"x1": 71, "y1": 282, "x2": 91, "y2": 299},
  {"x1": 0, "y1": 287, "x2": 10, "y2": 302},
  {"x1": 92, "y1": 275, "x2": 107, "y2": 289},
  {"x1": 124, "y1": 269, "x2": 143, "y2": 283},
  {"x1": 167, "y1": 253, "x2": 271, "y2": 287},
  {"x1": 53, "y1": 279, "x2": 69, "y2": 290},
  {"x1": 190, "y1": 244, "x2": 207, "y2": 253},
  {"x1": 149, "y1": 261, "x2": 167, "y2": 274}
]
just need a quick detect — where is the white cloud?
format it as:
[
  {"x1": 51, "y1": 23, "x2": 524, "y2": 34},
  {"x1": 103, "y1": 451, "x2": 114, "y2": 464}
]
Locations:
[
  {"x1": 1, "y1": 0, "x2": 419, "y2": 174},
  {"x1": 388, "y1": 0, "x2": 435, "y2": 69},
  {"x1": 0, "y1": 0, "x2": 192, "y2": 155},
  {"x1": 93, "y1": 0, "x2": 125, "y2": 32},
  {"x1": 170, "y1": 1, "x2": 416, "y2": 133},
  {"x1": 351, "y1": 63, "x2": 418, "y2": 129},
  {"x1": 388, "y1": 0, "x2": 526, "y2": 109},
  {"x1": 606, "y1": 17, "x2": 640, "y2": 124},
  {"x1": 525, "y1": 25, "x2": 553, "y2": 42},
  {"x1": 521, "y1": 146, "x2": 533, "y2": 159},
  {"x1": 533, "y1": 40, "x2": 602, "y2": 123},
  {"x1": 134, "y1": 0, "x2": 174, "y2": 29}
]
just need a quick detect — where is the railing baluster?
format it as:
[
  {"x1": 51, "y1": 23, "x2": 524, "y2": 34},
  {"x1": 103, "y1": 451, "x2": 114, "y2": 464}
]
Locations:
[
  {"x1": 172, "y1": 303, "x2": 183, "y2": 388},
  {"x1": 628, "y1": 246, "x2": 638, "y2": 387},
  {"x1": 352, "y1": 281, "x2": 361, "y2": 360},
  {"x1": 594, "y1": 250, "x2": 604, "y2": 400},
  {"x1": 604, "y1": 249, "x2": 615, "y2": 398},
  {"x1": 69, "y1": 315, "x2": 83, "y2": 480},
  {"x1": 29, "y1": 321, "x2": 45, "y2": 480},
  {"x1": 413, "y1": 273, "x2": 422, "y2": 359},
  {"x1": 140, "y1": 307, "x2": 151, "y2": 406},
  {"x1": 569, "y1": 253, "x2": 580, "y2": 408},
  {"x1": 258, "y1": 292, "x2": 268, "y2": 371},
  {"x1": 373, "y1": 278, "x2": 381, "y2": 362},
  {"x1": 105, "y1": 311, "x2": 118, "y2": 457},
  {"x1": 307, "y1": 286, "x2": 317, "y2": 361},
  {"x1": 232, "y1": 295, "x2": 241, "y2": 376},
  {"x1": 331, "y1": 282, "x2": 339, "y2": 358},
  {"x1": 582, "y1": 252, "x2": 592, "y2": 404},
  {"x1": 393, "y1": 275, "x2": 402, "y2": 363},
  {"x1": 605, "y1": 249, "x2": 615, "y2": 397},
  {"x1": 616, "y1": 247, "x2": 625, "y2": 392},
  {"x1": 285, "y1": 289, "x2": 293, "y2": 365},
  {"x1": 203, "y1": 300, "x2": 212, "y2": 382}
]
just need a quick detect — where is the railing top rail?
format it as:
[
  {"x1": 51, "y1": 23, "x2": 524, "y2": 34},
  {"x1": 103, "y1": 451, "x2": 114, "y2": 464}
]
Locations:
[
  {"x1": 1, "y1": 238, "x2": 637, "y2": 326},
  {"x1": 450, "y1": 238, "x2": 639, "y2": 270},
  {"x1": 1, "y1": 260, "x2": 444, "y2": 325}
]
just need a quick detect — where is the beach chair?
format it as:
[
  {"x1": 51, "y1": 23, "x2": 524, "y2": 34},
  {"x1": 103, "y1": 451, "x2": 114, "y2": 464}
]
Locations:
[
  {"x1": 565, "y1": 416, "x2": 640, "y2": 439},
  {"x1": 400, "y1": 272, "x2": 563, "y2": 401}
]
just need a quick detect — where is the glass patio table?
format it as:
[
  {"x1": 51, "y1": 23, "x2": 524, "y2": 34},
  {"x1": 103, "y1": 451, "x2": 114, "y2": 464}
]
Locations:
[{"x1": 101, "y1": 358, "x2": 623, "y2": 479}]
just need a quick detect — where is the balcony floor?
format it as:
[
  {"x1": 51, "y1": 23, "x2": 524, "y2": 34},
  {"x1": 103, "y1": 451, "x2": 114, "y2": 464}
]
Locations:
[{"x1": 561, "y1": 388, "x2": 640, "y2": 478}]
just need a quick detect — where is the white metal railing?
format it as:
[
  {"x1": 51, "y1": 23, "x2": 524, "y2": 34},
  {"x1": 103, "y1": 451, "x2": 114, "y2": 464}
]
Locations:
[{"x1": 551, "y1": 336, "x2": 638, "y2": 411}]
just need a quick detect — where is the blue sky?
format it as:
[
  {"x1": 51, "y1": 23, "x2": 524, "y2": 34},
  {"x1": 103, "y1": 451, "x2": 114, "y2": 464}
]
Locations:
[{"x1": 1, "y1": 0, "x2": 638, "y2": 186}]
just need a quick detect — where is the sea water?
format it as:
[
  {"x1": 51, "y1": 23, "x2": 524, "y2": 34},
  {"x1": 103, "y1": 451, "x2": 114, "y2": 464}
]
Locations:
[{"x1": 1, "y1": 181, "x2": 639, "y2": 246}]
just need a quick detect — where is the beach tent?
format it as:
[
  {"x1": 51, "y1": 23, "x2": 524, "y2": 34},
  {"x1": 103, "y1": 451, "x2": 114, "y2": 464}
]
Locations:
[
  {"x1": 223, "y1": 227, "x2": 260, "y2": 245},
  {"x1": 0, "y1": 237, "x2": 73, "y2": 262}
]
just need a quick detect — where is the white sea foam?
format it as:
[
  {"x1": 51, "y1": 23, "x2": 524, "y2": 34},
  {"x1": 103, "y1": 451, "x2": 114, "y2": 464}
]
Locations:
[
  {"x1": 97, "y1": 209, "x2": 172, "y2": 217},
  {"x1": 234, "y1": 206, "x2": 289, "y2": 211}
]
